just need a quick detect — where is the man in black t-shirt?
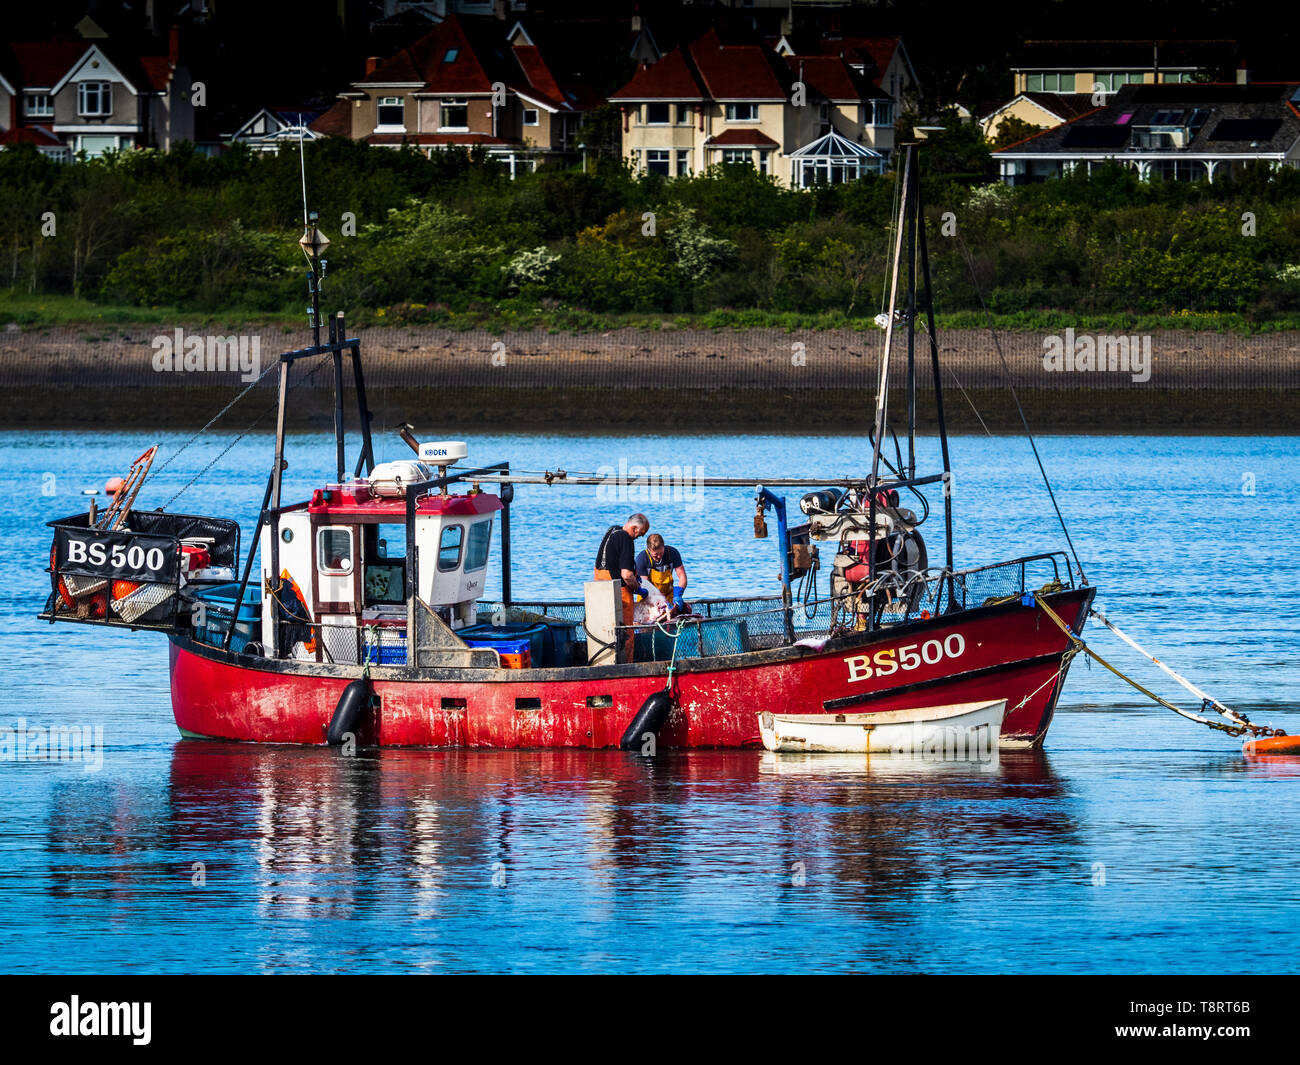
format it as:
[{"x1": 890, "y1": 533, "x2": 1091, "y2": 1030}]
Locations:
[{"x1": 593, "y1": 513, "x2": 649, "y2": 659}]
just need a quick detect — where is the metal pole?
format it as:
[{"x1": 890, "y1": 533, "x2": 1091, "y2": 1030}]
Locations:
[
  {"x1": 872, "y1": 144, "x2": 911, "y2": 484},
  {"x1": 224, "y1": 470, "x2": 274, "y2": 652},
  {"x1": 905, "y1": 153, "x2": 917, "y2": 479},
  {"x1": 917, "y1": 178, "x2": 956, "y2": 599}
]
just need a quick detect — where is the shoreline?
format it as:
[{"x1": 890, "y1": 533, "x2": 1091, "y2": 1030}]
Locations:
[{"x1": 4, "y1": 325, "x2": 1300, "y2": 431}]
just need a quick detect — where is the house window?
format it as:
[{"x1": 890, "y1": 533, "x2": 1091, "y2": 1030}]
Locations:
[
  {"x1": 78, "y1": 81, "x2": 111, "y2": 117},
  {"x1": 76, "y1": 134, "x2": 119, "y2": 158},
  {"x1": 441, "y1": 99, "x2": 468, "y2": 129},
  {"x1": 522, "y1": 108, "x2": 539, "y2": 126},
  {"x1": 872, "y1": 99, "x2": 893, "y2": 126},
  {"x1": 758, "y1": 151, "x2": 768, "y2": 175},
  {"x1": 676, "y1": 104, "x2": 692, "y2": 124},
  {"x1": 676, "y1": 149, "x2": 690, "y2": 176},
  {"x1": 645, "y1": 149, "x2": 671, "y2": 175},
  {"x1": 645, "y1": 102, "x2": 670, "y2": 124},
  {"x1": 376, "y1": 96, "x2": 404, "y2": 129},
  {"x1": 24, "y1": 94, "x2": 53, "y2": 117},
  {"x1": 1027, "y1": 72, "x2": 1076, "y2": 93},
  {"x1": 443, "y1": 48, "x2": 460, "y2": 63},
  {"x1": 725, "y1": 103, "x2": 759, "y2": 122},
  {"x1": 721, "y1": 148, "x2": 752, "y2": 166}
]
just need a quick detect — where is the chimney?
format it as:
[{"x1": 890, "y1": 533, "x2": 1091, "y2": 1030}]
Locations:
[
  {"x1": 1237, "y1": 65, "x2": 1250, "y2": 85},
  {"x1": 366, "y1": 56, "x2": 382, "y2": 77},
  {"x1": 169, "y1": 25, "x2": 180, "y2": 66}
]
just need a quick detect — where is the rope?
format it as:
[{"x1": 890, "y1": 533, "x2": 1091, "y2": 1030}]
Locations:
[
  {"x1": 159, "y1": 349, "x2": 334, "y2": 510},
  {"x1": 955, "y1": 231, "x2": 1088, "y2": 586},
  {"x1": 1033, "y1": 594, "x2": 1279, "y2": 738}
]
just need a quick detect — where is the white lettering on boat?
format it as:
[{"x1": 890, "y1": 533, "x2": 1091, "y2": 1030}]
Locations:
[{"x1": 845, "y1": 633, "x2": 965, "y2": 683}]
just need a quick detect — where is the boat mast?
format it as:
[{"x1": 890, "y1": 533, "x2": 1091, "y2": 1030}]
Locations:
[{"x1": 870, "y1": 145, "x2": 910, "y2": 485}]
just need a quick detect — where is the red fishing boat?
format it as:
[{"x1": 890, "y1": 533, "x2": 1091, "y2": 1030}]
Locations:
[{"x1": 41, "y1": 145, "x2": 1093, "y2": 750}]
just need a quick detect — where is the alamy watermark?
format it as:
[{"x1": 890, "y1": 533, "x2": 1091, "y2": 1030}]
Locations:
[
  {"x1": 151, "y1": 328, "x2": 262, "y2": 382},
  {"x1": 0, "y1": 718, "x2": 103, "y2": 772},
  {"x1": 595, "y1": 458, "x2": 705, "y2": 512},
  {"x1": 1043, "y1": 327, "x2": 1151, "y2": 383}
]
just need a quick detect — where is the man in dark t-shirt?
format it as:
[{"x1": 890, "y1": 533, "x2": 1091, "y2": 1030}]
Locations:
[{"x1": 594, "y1": 513, "x2": 649, "y2": 659}]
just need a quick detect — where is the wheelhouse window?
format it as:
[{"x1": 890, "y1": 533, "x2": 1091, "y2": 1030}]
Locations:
[
  {"x1": 317, "y1": 527, "x2": 354, "y2": 574},
  {"x1": 437, "y1": 525, "x2": 464, "y2": 571},
  {"x1": 78, "y1": 81, "x2": 111, "y2": 117},
  {"x1": 464, "y1": 521, "x2": 492, "y2": 572},
  {"x1": 440, "y1": 99, "x2": 468, "y2": 130},
  {"x1": 376, "y1": 96, "x2": 404, "y2": 128},
  {"x1": 25, "y1": 94, "x2": 53, "y2": 117},
  {"x1": 725, "y1": 102, "x2": 759, "y2": 122},
  {"x1": 644, "y1": 102, "x2": 670, "y2": 125}
]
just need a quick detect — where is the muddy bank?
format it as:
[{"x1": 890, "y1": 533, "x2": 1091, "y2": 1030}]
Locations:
[{"x1": 3, "y1": 325, "x2": 1299, "y2": 431}]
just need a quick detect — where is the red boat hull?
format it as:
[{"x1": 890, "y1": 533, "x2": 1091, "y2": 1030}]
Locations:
[{"x1": 167, "y1": 588, "x2": 1093, "y2": 749}]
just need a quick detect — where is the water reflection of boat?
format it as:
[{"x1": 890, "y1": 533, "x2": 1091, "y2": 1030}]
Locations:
[
  {"x1": 758, "y1": 699, "x2": 1005, "y2": 757},
  {"x1": 42, "y1": 145, "x2": 1092, "y2": 751}
]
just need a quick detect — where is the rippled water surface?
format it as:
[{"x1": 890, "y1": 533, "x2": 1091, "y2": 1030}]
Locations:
[{"x1": 2, "y1": 430, "x2": 1298, "y2": 973}]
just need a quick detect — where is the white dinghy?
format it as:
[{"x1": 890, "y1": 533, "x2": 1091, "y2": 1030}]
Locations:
[{"x1": 758, "y1": 699, "x2": 1007, "y2": 758}]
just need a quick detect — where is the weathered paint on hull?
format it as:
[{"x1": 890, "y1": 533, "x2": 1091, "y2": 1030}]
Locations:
[{"x1": 168, "y1": 588, "x2": 1093, "y2": 749}]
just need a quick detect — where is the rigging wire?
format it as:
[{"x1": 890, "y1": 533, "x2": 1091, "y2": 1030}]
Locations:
[{"x1": 954, "y1": 231, "x2": 1088, "y2": 585}]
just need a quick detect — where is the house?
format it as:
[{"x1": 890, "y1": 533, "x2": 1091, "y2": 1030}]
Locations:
[
  {"x1": 610, "y1": 29, "x2": 894, "y2": 186},
  {"x1": 980, "y1": 92, "x2": 1097, "y2": 143},
  {"x1": 994, "y1": 81, "x2": 1300, "y2": 185},
  {"x1": 771, "y1": 31, "x2": 916, "y2": 112},
  {"x1": 226, "y1": 107, "x2": 327, "y2": 153},
  {"x1": 1010, "y1": 39, "x2": 1237, "y2": 99},
  {"x1": 0, "y1": 28, "x2": 192, "y2": 161},
  {"x1": 335, "y1": 14, "x2": 598, "y2": 176}
]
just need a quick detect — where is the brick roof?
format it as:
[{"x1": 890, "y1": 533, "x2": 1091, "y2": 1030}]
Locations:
[
  {"x1": 785, "y1": 55, "x2": 888, "y2": 101},
  {"x1": 704, "y1": 128, "x2": 779, "y2": 147}
]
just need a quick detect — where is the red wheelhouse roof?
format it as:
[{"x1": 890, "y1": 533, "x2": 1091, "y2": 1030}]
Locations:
[{"x1": 307, "y1": 488, "x2": 504, "y2": 519}]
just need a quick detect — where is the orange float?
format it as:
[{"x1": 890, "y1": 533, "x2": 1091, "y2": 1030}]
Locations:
[{"x1": 1243, "y1": 733, "x2": 1300, "y2": 757}]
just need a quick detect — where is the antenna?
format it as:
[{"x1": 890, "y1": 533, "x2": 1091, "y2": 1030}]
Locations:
[{"x1": 298, "y1": 112, "x2": 308, "y2": 226}]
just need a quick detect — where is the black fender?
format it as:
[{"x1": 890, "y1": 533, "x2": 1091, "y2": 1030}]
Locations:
[
  {"x1": 327, "y1": 678, "x2": 373, "y2": 746},
  {"x1": 619, "y1": 689, "x2": 675, "y2": 751}
]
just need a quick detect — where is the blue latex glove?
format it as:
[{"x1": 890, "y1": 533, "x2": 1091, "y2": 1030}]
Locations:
[
  {"x1": 673, "y1": 586, "x2": 686, "y2": 606},
  {"x1": 635, "y1": 584, "x2": 649, "y2": 600}
]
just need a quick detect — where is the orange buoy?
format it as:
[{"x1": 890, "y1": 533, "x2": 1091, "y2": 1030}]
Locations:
[{"x1": 1243, "y1": 733, "x2": 1300, "y2": 757}]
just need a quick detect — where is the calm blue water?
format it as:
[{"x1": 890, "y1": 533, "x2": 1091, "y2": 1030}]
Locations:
[{"x1": 2, "y1": 429, "x2": 1298, "y2": 973}]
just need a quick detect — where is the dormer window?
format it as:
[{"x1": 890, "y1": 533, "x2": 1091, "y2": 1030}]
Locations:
[
  {"x1": 725, "y1": 103, "x2": 759, "y2": 122},
  {"x1": 376, "y1": 96, "x2": 404, "y2": 130},
  {"x1": 25, "y1": 94, "x2": 53, "y2": 117},
  {"x1": 78, "y1": 81, "x2": 111, "y2": 117},
  {"x1": 443, "y1": 48, "x2": 460, "y2": 63}
]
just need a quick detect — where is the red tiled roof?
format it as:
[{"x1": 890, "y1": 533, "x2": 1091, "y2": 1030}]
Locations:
[
  {"x1": 9, "y1": 41, "x2": 91, "y2": 88},
  {"x1": 784, "y1": 54, "x2": 885, "y2": 101},
  {"x1": 610, "y1": 47, "x2": 705, "y2": 101},
  {"x1": 0, "y1": 124, "x2": 62, "y2": 147},
  {"x1": 358, "y1": 15, "x2": 588, "y2": 112},
  {"x1": 704, "y1": 128, "x2": 779, "y2": 147},
  {"x1": 138, "y1": 56, "x2": 175, "y2": 92},
  {"x1": 689, "y1": 29, "x2": 792, "y2": 100},
  {"x1": 309, "y1": 99, "x2": 353, "y2": 137},
  {"x1": 366, "y1": 131, "x2": 513, "y2": 146}
]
